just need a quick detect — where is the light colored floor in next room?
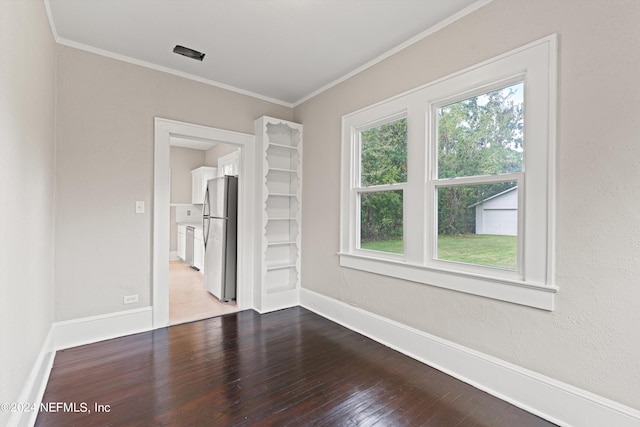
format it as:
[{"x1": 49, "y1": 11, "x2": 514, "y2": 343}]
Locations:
[{"x1": 169, "y1": 260, "x2": 239, "y2": 325}]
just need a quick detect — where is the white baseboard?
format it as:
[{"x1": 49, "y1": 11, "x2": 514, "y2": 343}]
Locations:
[
  {"x1": 300, "y1": 288, "x2": 640, "y2": 427},
  {"x1": 8, "y1": 307, "x2": 153, "y2": 427},
  {"x1": 13, "y1": 296, "x2": 640, "y2": 427},
  {"x1": 52, "y1": 306, "x2": 154, "y2": 350},
  {"x1": 170, "y1": 251, "x2": 179, "y2": 261},
  {"x1": 254, "y1": 289, "x2": 300, "y2": 314},
  {"x1": 7, "y1": 328, "x2": 55, "y2": 427},
  {"x1": 7, "y1": 327, "x2": 55, "y2": 427}
]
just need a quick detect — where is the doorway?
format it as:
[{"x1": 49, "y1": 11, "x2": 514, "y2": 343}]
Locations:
[
  {"x1": 168, "y1": 142, "x2": 241, "y2": 325},
  {"x1": 153, "y1": 118, "x2": 256, "y2": 329}
]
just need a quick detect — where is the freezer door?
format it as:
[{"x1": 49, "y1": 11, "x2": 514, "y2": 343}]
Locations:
[{"x1": 207, "y1": 177, "x2": 226, "y2": 219}]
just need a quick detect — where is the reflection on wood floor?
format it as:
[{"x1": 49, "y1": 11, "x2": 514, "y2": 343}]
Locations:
[
  {"x1": 36, "y1": 307, "x2": 556, "y2": 426},
  {"x1": 169, "y1": 260, "x2": 238, "y2": 325}
]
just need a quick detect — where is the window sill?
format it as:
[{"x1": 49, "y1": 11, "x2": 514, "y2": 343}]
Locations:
[{"x1": 338, "y1": 252, "x2": 556, "y2": 310}]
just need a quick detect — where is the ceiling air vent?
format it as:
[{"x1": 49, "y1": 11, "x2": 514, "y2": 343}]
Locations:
[{"x1": 173, "y1": 45, "x2": 205, "y2": 61}]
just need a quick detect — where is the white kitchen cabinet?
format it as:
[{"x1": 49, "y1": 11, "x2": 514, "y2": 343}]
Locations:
[
  {"x1": 254, "y1": 116, "x2": 302, "y2": 313},
  {"x1": 177, "y1": 224, "x2": 187, "y2": 261},
  {"x1": 191, "y1": 166, "x2": 217, "y2": 204}
]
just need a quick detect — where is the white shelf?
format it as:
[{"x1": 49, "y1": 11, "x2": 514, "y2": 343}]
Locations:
[
  {"x1": 256, "y1": 116, "x2": 302, "y2": 312},
  {"x1": 268, "y1": 193, "x2": 296, "y2": 197},
  {"x1": 266, "y1": 263, "x2": 297, "y2": 271},
  {"x1": 268, "y1": 142, "x2": 298, "y2": 150},
  {"x1": 267, "y1": 241, "x2": 297, "y2": 246},
  {"x1": 268, "y1": 167, "x2": 297, "y2": 173}
]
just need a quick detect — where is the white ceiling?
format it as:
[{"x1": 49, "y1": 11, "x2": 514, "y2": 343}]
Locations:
[{"x1": 46, "y1": 0, "x2": 487, "y2": 107}]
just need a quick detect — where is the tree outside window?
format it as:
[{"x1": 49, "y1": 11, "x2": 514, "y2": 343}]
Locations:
[
  {"x1": 435, "y1": 83, "x2": 523, "y2": 269},
  {"x1": 358, "y1": 118, "x2": 407, "y2": 254}
]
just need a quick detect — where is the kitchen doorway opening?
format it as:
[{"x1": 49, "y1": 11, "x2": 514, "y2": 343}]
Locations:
[
  {"x1": 169, "y1": 143, "x2": 241, "y2": 325},
  {"x1": 153, "y1": 118, "x2": 256, "y2": 329}
]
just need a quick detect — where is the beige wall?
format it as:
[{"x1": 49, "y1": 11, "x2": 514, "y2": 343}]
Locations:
[
  {"x1": 0, "y1": 0, "x2": 56, "y2": 423},
  {"x1": 294, "y1": 0, "x2": 640, "y2": 410},
  {"x1": 54, "y1": 45, "x2": 292, "y2": 321},
  {"x1": 169, "y1": 146, "x2": 206, "y2": 251},
  {"x1": 205, "y1": 143, "x2": 239, "y2": 167},
  {"x1": 170, "y1": 146, "x2": 206, "y2": 204}
]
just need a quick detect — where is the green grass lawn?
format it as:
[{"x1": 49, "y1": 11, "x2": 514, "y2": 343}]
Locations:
[
  {"x1": 360, "y1": 239, "x2": 404, "y2": 254},
  {"x1": 361, "y1": 234, "x2": 517, "y2": 270}
]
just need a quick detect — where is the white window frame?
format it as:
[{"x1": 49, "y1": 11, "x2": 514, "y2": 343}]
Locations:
[
  {"x1": 353, "y1": 112, "x2": 408, "y2": 261},
  {"x1": 339, "y1": 35, "x2": 557, "y2": 310}
]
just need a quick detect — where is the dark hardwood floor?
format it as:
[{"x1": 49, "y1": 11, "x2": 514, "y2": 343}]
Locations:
[{"x1": 36, "y1": 307, "x2": 555, "y2": 426}]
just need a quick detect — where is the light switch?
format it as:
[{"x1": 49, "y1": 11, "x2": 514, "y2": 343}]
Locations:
[{"x1": 135, "y1": 201, "x2": 145, "y2": 214}]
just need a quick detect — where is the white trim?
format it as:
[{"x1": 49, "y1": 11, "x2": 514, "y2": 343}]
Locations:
[
  {"x1": 9, "y1": 308, "x2": 155, "y2": 426},
  {"x1": 546, "y1": 33, "x2": 559, "y2": 287},
  {"x1": 52, "y1": 307, "x2": 153, "y2": 350},
  {"x1": 7, "y1": 329, "x2": 55, "y2": 427},
  {"x1": 44, "y1": 0, "x2": 491, "y2": 108},
  {"x1": 339, "y1": 253, "x2": 555, "y2": 310},
  {"x1": 342, "y1": 35, "x2": 557, "y2": 121},
  {"x1": 293, "y1": 0, "x2": 494, "y2": 106},
  {"x1": 154, "y1": 118, "x2": 256, "y2": 328},
  {"x1": 43, "y1": 0, "x2": 58, "y2": 41},
  {"x1": 254, "y1": 290, "x2": 300, "y2": 315},
  {"x1": 300, "y1": 289, "x2": 640, "y2": 427},
  {"x1": 340, "y1": 35, "x2": 557, "y2": 310},
  {"x1": 52, "y1": 37, "x2": 292, "y2": 108},
  {"x1": 169, "y1": 251, "x2": 180, "y2": 261}
]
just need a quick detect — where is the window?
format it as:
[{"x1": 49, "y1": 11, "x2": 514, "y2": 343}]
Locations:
[
  {"x1": 357, "y1": 116, "x2": 407, "y2": 255},
  {"x1": 434, "y1": 83, "x2": 523, "y2": 271},
  {"x1": 340, "y1": 36, "x2": 557, "y2": 310}
]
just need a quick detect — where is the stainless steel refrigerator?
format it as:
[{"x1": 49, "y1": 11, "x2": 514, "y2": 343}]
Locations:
[{"x1": 202, "y1": 175, "x2": 238, "y2": 302}]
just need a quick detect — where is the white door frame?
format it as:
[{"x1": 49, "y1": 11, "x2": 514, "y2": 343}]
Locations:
[
  {"x1": 153, "y1": 118, "x2": 255, "y2": 328},
  {"x1": 217, "y1": 150, "x2": 241, "y2": 176}
]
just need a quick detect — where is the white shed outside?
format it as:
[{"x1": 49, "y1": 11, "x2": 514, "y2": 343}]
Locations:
[{"x1": 474, "y1": 187, "x2": 518, "y2": 236}]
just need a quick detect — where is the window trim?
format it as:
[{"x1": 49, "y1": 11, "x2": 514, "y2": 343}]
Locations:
[
  {"x1": 339, "y1": 35, "x2": 557, "y2": 310},
  {"x1": 429, "y1": 174, "x2": 523, "y2": 281},
  {"x1": 353, "y1": 113, "x2": 408, "y2": 258}
]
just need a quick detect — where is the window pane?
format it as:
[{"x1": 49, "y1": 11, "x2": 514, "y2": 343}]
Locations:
[
  {"x1": 360, "y1": 118, "x2": 407, "y2": 186},
  {"x1": 437, "y1": 182, "x2": 517, "y2": 269},
  {"x1": 437, "y1": 83, "x2": 523, "y2": 179},
  {"x1": 360, "y1": 190, "x2": 403, "y2": 254}
]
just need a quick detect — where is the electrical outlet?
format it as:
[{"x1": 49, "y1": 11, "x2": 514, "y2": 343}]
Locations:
[
  {"x1": 135, "y1": 201, "x2": 145, "y2": 214},
  {"x1": 123, "y1": 294, "x2": 139, "y2": 304}
]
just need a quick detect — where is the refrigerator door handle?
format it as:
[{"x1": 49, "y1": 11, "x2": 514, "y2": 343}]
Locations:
[
  {"x1": 203, "y1": 183, "x2": 210, "y2": 249},
  {"x1": 203, "y1": 216, "x2": 210, "y2": 249},
  {"x1": 203, "y1": 186, "x2": 210, "y2": 217}
]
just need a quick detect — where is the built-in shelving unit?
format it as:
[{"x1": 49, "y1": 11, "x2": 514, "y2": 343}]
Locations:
[{"x1": 255, "y1": 116, "x2": 302, "y2": 312}]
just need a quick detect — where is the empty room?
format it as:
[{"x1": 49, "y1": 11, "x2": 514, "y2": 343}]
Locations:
[{"x1": 1, "y1": 0, "x2": 639, "y2": 426}]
